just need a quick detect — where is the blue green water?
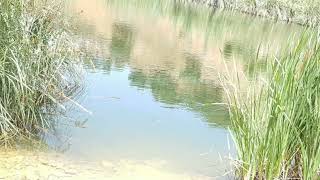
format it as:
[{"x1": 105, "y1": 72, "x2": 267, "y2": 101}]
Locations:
[{"x1": 55, "y1": 0, "x2": 304, "y2": 178}]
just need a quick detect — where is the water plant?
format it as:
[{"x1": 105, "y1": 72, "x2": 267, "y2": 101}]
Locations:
[
  {"x1": 224, "y1": 32, "x2": 320, "y2": 179},
  {"x1": 0, "y1": 0, "x2": 81, "y2": 143}
]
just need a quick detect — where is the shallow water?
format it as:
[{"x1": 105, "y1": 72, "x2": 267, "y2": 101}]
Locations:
[
  {"x1": 0, "y1": 149, "x2": 213, "y2": 179},
  {"x1": 64, "y1": 0, "x2": 304, "y2": 178},
  {"x1": 1, "y1": 0, "x2": 305, "y2": 179}
]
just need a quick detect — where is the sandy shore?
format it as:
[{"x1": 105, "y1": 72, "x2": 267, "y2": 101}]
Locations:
[{"x1": 0, "y1": 150, "x2": 213, "y2": 180}]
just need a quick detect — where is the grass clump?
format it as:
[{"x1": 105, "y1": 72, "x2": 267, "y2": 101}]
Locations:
[
  {"x1": 225, "y1": 33, "x2": 320, "y2": 179},
  {"x1": 0, "y1": 0, "x2": 81, "y2": 142}
]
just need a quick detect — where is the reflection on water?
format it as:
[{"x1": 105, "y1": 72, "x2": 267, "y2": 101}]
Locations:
[
  {"x1": 54, "y1": 0, "x2": 305, "y2": 178},
  {"x1": 128, "y1": 68, "x2": 228, "y2": 127},
  {"x1": 110, "y1": 23, "x2": 135, "y2": 69}
]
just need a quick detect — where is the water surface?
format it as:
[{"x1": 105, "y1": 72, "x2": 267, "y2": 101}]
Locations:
[{"x1": 45, "y1": 0, "x2": 305, "y2": 178}]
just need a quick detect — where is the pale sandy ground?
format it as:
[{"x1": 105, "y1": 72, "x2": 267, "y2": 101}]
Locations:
[{"x1": 0, "y1": 150, "x2": 213, "y2": 180}]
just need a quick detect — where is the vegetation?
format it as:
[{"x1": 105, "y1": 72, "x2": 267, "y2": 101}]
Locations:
[
  {"x1": 2, "y1": 0, "x2": 319, "y2": 178},
  {"x1": 0, "y1": 0, "x2": 81, "y2": 143},
  {"x1": 181, "y1": 0, "x2": 320, "y2": 26},
  {"x1": 224, "y1": 33, "x2": 320, "y2": 179}
]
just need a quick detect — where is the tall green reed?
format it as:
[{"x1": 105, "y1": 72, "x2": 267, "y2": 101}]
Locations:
[
  {"x1": 224, "y1": 32, "x2": 320, "y2": 179},
  {"x1": 0, "y1": 0, "x2": 81, "y2": 143}
]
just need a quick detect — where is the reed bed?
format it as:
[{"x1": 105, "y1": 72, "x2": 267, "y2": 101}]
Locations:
[
  {"x1": 0, "y1": 0, "x2": 81, "y2": 142},
  {"x1": 224, "y1": 33, "x2": 320, "y2": 179}
]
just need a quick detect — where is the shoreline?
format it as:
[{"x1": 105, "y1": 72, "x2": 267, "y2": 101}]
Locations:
[
  {"x1": 0, "y1": 149, "x2": 212, "y2": 179},
  {"x1": 178, "y1": 0, "x2": 320, "y2": 26}
]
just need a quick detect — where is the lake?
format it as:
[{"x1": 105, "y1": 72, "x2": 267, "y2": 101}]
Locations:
[{"x1": 0, "y1": 0, "x2": 304, "y2": 179}]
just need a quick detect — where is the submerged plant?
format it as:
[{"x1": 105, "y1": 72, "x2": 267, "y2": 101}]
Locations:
[
  {"x1": 224, "y1": 32, "x2": 320, "y2": 179},
  {"x1": 0, "y1": 0, "x2": 81, "y2": 143}
]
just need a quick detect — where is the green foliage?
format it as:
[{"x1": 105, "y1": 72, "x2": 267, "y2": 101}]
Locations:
[
  {"x1": 225, "y1": 32, "x2": 320, "y2": 179},
  {"x1": 0, "y1": 0, "x2": 80, "y2": 142}
]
